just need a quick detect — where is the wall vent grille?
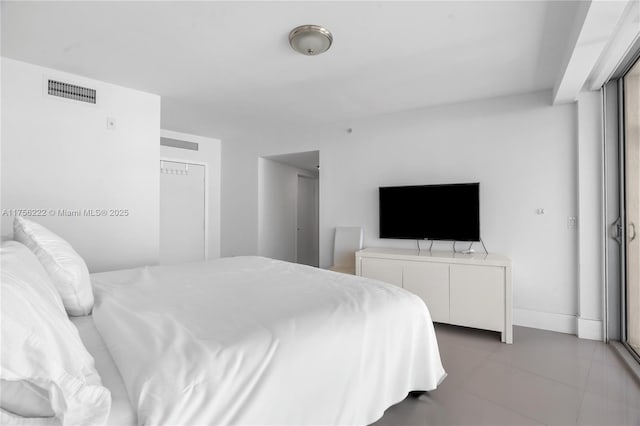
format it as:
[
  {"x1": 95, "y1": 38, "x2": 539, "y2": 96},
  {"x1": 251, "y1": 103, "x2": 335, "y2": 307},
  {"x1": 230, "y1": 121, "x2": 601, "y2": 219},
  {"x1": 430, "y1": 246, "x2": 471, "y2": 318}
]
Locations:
[
  {"x1": 160, "y1": 137, "x2": 199, "y2": 151},
  {"x1": 47, "y1": 79, "x2": 96, "y2": 104}
]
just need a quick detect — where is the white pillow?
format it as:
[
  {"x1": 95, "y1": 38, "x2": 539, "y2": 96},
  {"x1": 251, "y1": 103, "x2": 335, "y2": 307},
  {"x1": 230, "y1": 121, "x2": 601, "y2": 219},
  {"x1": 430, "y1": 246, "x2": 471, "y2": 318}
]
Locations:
[
  {"x1": 0, "y1": 241, "x2": 111, "y2": 425},
  {"x1": 13, "y1": 217, "x2": 94, "y2": 316},
  {"x1": 0, "y1": 241, "x2": 65, "y2": 316},
  {"x1": 0, "y1": 243, "x2": 60, "y2": 421},
  {"x1": 0, "y1": 379, "x2": 55, "y2": 418}
]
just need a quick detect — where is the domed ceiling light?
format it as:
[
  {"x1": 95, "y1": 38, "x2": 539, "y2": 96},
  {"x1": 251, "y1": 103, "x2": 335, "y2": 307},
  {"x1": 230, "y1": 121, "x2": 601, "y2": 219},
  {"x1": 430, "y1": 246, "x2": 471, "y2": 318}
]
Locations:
[{"x1": 289, "y1": 25, "x2": 333, "y2": 56}]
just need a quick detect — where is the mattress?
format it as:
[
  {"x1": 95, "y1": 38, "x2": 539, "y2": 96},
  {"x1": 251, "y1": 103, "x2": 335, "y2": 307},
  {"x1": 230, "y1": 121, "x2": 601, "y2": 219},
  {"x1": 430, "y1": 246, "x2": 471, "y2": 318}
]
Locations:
[{"x1": 70, "y1": 316, "x2": 136, "y2": 426}]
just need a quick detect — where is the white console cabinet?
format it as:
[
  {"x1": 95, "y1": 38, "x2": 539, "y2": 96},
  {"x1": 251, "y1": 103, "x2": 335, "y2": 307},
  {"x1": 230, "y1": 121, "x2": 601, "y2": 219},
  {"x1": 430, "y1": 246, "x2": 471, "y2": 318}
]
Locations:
[{"x1": 356, "y1": 247, "x2": 512, "y2": 343}]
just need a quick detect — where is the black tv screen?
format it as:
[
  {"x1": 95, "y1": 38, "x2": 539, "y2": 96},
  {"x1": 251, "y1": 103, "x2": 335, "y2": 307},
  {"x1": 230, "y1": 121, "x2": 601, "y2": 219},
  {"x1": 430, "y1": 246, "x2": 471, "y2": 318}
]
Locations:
[{"x1": 379, "y1": 183, "x2": 480, "y2": 241}]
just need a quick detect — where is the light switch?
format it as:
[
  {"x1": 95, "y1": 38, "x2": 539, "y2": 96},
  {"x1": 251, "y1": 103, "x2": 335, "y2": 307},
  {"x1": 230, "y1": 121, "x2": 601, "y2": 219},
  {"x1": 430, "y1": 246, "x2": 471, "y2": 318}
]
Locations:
[
  {"x1": 106, "y1": 117, "x2": 116, "y2": 130},
  {"x1": 568, "y1": 216, "x2": 577, "y2": 229}
]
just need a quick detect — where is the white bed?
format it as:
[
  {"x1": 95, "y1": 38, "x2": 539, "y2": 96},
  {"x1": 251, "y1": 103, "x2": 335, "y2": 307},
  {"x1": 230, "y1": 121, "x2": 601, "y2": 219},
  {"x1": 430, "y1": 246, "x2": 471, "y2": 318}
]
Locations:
[{"x1": 86, "y1": 256, "x2": 446, "y2": 425}]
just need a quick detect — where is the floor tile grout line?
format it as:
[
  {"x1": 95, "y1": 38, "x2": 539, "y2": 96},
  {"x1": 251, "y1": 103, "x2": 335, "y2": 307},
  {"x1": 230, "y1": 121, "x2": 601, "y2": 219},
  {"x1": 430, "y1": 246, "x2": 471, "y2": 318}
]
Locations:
[
  {"x1": 437, "y1": 339, "x2": 594, "y2": 392},
  {"x1": 424, "y1": 377, "x2": 548, "y2": 426},
  {"x1": 451, "y1": 358, "x2": 553, "y2": 424},
  {"x1": 459, "y1": 379, "x2": 552, "y2": 425},
  {"x1": 478, "y1": 355, "x2": 591, "y2": 393},
  {"x1": 573, "y1": 353, "x2": 599, "y2": 425},
  {"x1": 493, "y1": 360, "x2": 590, "y2": 391},
  {"x1": 461, "y1": 359, "x2": 589, "y2": 425},
  {"x1": 436, "y1": 346, "x2": 500, "y2": 391}
]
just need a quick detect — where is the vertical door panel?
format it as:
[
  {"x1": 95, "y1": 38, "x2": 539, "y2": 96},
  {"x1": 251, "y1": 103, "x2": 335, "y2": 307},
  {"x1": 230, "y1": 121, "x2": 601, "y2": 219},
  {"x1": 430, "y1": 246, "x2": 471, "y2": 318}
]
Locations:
[
  {"x1": 450, "y1": 264, "x2": 504, "y2": 332},
  {"x1": 160, "y1": 161, "x2": 206, "y2": 264},
  {"x1": 360, "y1": 258, "x2": 403, "y2": 287},
  {"x1": 296, "y1": 175, "x2": 318, "y2": 267},
  {"x1": 403, "y1": 262, "x2": 450, "y2": 322},
  {"x1": 625, "y1": 59, "x2": 640, "y2": 354}
]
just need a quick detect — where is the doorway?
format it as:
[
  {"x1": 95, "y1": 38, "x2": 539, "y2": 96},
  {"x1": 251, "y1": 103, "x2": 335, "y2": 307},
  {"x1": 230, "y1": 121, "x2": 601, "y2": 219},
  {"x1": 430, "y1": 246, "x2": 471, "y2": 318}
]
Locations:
[
  {"x1": 159, "y1": 159, "x2": 207, "y2": 264},
  {"x1": 258, "y1": 151, "x2": 319, "y2": 267}
]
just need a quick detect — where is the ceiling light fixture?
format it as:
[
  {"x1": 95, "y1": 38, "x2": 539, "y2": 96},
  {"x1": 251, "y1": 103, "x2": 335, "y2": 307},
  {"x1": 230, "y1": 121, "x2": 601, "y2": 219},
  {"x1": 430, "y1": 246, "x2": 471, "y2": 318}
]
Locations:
[{"x1": 289, "y1": 25, "x2": 333, "y2": 56}]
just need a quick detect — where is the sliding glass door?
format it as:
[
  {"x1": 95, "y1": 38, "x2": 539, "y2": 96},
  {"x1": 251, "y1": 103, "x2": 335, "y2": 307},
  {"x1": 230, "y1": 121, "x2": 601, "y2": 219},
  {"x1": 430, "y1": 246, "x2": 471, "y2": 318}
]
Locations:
[{"x1": 624, "y1": 58, "x2": 640, "y2": 357}]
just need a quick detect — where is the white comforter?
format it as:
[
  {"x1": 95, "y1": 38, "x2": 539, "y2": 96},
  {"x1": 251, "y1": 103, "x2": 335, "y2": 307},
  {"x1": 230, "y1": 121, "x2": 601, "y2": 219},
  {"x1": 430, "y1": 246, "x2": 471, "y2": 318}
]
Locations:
[{"x1": 91, "y1": 256, "x2": 445, "y2": 426}]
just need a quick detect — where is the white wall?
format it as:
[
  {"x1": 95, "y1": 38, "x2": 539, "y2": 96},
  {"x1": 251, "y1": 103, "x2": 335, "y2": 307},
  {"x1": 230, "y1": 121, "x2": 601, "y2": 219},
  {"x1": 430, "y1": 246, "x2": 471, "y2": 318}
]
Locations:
[
  {"x1": 223, "y1": 90, "x2": 584, "y2": 332},
  {"x1": 258, "y1": 158, "x2": 318, "y2": 263},
  {"x1": 1, "y1": 58, "x2": 160, "y2": 272},
  {"x1": 160, "y1": 129, "x2": 221, "y2": 259}
]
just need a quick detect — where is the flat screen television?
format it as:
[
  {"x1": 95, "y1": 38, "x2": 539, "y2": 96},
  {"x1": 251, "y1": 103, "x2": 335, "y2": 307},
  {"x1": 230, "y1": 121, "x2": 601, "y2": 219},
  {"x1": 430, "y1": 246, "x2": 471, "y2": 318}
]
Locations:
[{"x1": 379, "y1": 183, "x2": 480, "y2": 241}]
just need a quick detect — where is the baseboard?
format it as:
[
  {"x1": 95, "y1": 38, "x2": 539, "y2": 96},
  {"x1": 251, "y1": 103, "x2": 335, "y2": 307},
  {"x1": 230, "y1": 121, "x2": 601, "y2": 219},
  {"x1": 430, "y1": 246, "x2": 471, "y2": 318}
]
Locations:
[
  {"x1": 513, "y1": 308, "x2": 577, "y2": 335},
  {"x1": 577, "y1": 317, "x2": 604, "y2": 341}
]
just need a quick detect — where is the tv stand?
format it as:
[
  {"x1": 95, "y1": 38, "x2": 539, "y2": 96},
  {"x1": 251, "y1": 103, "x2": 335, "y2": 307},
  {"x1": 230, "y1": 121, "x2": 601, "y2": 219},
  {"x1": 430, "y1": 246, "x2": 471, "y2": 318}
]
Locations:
[{"x1": 355, "y1": 247, "x2": 512, "y2": 343}]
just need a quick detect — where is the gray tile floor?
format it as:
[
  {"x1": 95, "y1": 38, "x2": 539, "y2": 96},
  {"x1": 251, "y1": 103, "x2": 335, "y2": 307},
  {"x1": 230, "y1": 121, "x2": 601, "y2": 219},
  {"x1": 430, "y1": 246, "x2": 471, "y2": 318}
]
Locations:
[{"x1": 373, "y1": 324, "x2": 640, "y2": 426}]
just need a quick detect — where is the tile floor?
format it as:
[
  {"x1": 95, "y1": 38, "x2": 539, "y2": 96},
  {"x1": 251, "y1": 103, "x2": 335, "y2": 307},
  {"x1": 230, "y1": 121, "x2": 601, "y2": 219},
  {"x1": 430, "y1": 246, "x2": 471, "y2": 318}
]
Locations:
[{"x1": 373, "y1": 324, "x2": 640, "y2": 426}]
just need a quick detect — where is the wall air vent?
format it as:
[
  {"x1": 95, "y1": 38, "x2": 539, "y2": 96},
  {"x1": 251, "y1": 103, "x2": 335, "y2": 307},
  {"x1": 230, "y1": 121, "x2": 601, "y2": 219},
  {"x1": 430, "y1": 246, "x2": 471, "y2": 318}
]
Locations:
[
  {"x1": 160, "y1": 137, "x2": 199, "y2": 151},
  {"x1": 47, "y1": 79, "x2": 96, "y2": 104}
]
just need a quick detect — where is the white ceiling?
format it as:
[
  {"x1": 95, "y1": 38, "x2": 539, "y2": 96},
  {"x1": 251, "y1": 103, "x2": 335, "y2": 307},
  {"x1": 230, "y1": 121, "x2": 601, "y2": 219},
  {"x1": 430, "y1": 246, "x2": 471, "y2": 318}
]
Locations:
[
  {"x1": 1, "y1": 1, "x2": 581, "y2": 137},
  {"x1": 265, "y1": 150, "x2": 320, "y2": 173}
]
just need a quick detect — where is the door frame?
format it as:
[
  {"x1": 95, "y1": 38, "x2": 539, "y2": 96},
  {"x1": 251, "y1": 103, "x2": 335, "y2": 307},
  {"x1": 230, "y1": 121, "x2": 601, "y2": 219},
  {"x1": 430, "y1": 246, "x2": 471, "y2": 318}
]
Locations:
[
  {"x1": 604, "y1": 81, "x2": 622, "y2": 342},
  {"x1": 618, "y1": 79, "x2": 629, "y2": 351},
  {"x1": 160, "y1": 157, "x2": 209, "y2": 259}
]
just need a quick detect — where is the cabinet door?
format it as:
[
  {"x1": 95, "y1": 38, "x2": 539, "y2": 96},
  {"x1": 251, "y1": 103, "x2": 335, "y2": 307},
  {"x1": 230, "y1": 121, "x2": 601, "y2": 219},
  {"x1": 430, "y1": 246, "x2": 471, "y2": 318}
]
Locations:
[
  {"x1": 403, "y1": 262, "x2": 450, "y2": 322},
  {"x1": 360, "y1": 258, "x2": 403, "y2": 287},
  {"x1": 450, "y1": 265, "x2": 505, "y2": 332}
]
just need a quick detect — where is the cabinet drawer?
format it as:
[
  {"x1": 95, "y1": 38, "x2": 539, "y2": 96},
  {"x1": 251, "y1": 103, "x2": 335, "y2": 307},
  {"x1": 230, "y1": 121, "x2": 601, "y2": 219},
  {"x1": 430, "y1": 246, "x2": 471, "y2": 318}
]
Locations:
[
  {"x1": 403, "y1": 262, "x2": 450, "y2": 322},
  {"x1": 360, "y1": 258, "x2": 403, "y2": 287},
  {"x1": 450, "y1": 264, "x2": 505, "y2": 332}
]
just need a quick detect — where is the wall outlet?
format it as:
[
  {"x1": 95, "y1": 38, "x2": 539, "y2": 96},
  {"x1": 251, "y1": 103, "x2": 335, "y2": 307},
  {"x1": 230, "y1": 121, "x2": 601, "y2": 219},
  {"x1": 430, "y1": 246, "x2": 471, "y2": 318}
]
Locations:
[{"x1": 567, "y1": 216, "x2": 577, "y2": 229}]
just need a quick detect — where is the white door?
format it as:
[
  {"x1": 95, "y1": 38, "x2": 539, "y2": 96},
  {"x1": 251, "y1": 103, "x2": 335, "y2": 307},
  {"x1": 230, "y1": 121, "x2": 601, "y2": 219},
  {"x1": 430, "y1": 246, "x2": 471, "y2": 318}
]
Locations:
[
  {"x1": 160, "y1": 160, "x2": 206, "y2": 264},
  {"x1": 296, "y1": 175, "x2": 318, "y2": 267}
]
